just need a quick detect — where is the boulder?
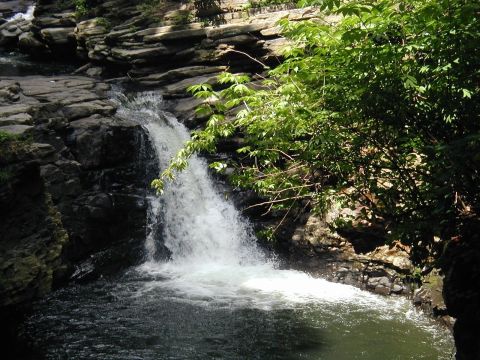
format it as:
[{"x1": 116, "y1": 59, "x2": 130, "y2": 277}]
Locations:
[
  {"x1": 40, "y1": 27, "x2": 75, "y2": 46},
  {"x1": 0, "y1": 103, "x2": 32, "y2": 116},
  {"x1": 0, "y1": 26, "x2": 22, "y2": 46},
  {"x1": 62, "y1": 99, "x2": 116, "y2": 121},
  {"x1": 67, "y1": 115, "x2": 139, "y2": 169},
  {"x1": 18, "y1": 31, "x2": 49, "y2": 57},
  {"x1": 33, "y1": 13, "x2": 76, "y2": 28}
]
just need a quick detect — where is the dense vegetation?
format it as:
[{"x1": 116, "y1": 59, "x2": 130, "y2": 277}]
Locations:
[{"x1": 153, "y1": 0, "x2": 479, "y2": 266}]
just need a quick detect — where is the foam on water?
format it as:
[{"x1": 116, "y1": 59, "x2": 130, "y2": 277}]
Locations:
[
  {"x1": 7, "y1": 5, "x2": 35, "y2": 22},
  {"x1": 136, "y1": 260, "x2": 393, "y2": 313}
]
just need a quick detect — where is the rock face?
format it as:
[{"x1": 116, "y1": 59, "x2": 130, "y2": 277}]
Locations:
[
  {"x1": 0, "y1": 76, "x2": 155, "y2": 314},
  {"x1": 442, "y1": 218, "x2": 480, "y2": 360}
]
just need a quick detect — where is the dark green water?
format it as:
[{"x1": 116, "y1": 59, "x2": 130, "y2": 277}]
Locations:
[
  {"x1": 22, "y1": 268, "x2": 454, "y2": 360},
  {"x1": 0, "y1": 50, "x2": 77, "y2": 76}
]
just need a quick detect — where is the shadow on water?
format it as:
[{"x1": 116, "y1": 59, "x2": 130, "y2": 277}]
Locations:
[
  {"x1": 20, "y1": 272, "x2": 327, "y2": 360},
  {"x1": 0, "y1": 50, "x2": 77, "y2": 76}
]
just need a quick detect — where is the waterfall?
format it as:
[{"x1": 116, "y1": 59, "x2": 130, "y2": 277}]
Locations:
[
  {"x1": 7, "y1": 5, "x2": 35, "y2": 22},
  {"x1": 115, "y1": 91, "x2": 265, "y2": 265},
  {"x1": 113, "y1": 91, "x2": 391, "y2": 309}
]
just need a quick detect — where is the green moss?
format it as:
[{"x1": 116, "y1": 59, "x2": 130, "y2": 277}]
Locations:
[
  {"x1": 245, "y1": 0, "x2": 295, "y2": 9},
  {"x1": 138, "y1": 0, "x2": 167, "y2": 16},
  {"x1": 74, "y1": 0, "x2": 91, "y2": 18},
  {"x1": 256, "y1": 227, "x2": 276, "y2": 242},
  {"x1": 169, "y1": 10, "x2": 195, "y2": 25},
  {"x1": 0, "y1": 168, "x2": 12, "y2": 185},
  {"x1": 46, "y1": 192, "x2": 69, "y2": 248},
  {"x1": 422, "y1": 270, "x2": 443, "y2": 289},
  {"x1": 0, "y1": 131, "x2": 19, "y2": 144},
  {"x1": 96, "y1": 17, "x2": 112, "y2": 30}
]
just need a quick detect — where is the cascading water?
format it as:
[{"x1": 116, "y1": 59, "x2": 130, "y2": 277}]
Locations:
[
  {"x1": 6, "y1": 4, "x2": 35, "y2": 22},
  {"x1": 21, "y1": 90, "x2": 454, "y2": 359},
  {"x1": 114, "y1": 91, "x2": 387, "y2": 308}
]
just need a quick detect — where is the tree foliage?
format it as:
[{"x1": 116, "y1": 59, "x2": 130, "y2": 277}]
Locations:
[{"x1": 153, "y1": 0, "x2": 480, "y2": 265}]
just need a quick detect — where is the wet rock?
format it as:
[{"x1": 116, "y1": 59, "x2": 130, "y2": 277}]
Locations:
[
  {"x1": 33, "y1": 13, "x2": 76, "y2": 28},
  {"x1": 0, "y1": 112, "x2": 32, "y2": 125},
  {"x1": 0, "y1": 1, "x2": 33, "y2": 19},
  {"x1": 205, "y1": 23, "x2": 270, "y2": 39},
  {"x1": 170, "y1": 96, "x2": 208, "y2": 127},
  {"x1": 0, "y1": 26, "x2": 22, "y2": 46},
  {"x1": 85, "y1": 66, "x2": 103, "y2": 77},
  {"x1": 0, "y1": 10, "x2": 33, "y2": 47},
  {"x1": 281, "y1": 213, "x2": 417, "y2": 297},
  {"x1": 68, "y1": 115, "x2": 139, "y2": 169},
  {"x1": 62, "y1": 99, "x2": 116, "y2": 120}
]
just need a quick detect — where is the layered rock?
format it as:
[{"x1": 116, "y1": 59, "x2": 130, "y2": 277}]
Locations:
[{"x1": 1, "y1": 0, "x2": 322, "y2": 78}]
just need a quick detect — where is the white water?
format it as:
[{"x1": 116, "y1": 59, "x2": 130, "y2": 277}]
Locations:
[
  {"x1": 6, "y1": 5, "x2": 35, "y2": 22},
  {"x1": 113, "y1": 91, "x2": 440, "y2": 330}
]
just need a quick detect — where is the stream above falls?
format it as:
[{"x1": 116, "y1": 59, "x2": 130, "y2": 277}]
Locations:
[{"x1": 18, "y1": 91, "x2": 454, "y2": 359}]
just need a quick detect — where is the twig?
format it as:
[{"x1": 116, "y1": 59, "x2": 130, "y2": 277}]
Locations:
[
  {"x1": 225, "y1": 49, "x2": 270, "y2": 69},
  {"x1": 243, "y1": 194, "x2": 311, "y2": 211},
  {"x1": 265, "y1": 148, "x2": 296, "y2": 161}
]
